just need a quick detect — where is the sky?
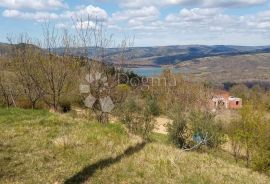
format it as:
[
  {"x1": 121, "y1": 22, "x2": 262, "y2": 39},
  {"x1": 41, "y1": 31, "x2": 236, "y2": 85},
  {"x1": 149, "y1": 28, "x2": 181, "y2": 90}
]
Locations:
[{"x1": 0, "y1": 0, "x2": 270, "y2": 46}]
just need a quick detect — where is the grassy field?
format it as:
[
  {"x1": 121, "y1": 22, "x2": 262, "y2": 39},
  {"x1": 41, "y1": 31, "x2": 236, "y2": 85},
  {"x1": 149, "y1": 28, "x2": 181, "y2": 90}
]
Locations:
[{"x1": 0, "y1": 108, "x2": 269, "y2": 184}]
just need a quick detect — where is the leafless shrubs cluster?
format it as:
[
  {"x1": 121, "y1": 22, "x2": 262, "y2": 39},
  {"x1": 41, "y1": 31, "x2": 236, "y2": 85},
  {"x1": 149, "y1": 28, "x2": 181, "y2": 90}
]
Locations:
[{"x1": 0, "y1": 18, "x2": 134, "y2": 125}]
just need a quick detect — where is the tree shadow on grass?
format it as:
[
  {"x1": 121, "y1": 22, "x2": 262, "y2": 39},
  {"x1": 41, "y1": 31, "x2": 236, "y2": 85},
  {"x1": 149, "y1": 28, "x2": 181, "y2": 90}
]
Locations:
[{"x1": 64, "y1": 142, "x2": 146, "y2": 184}]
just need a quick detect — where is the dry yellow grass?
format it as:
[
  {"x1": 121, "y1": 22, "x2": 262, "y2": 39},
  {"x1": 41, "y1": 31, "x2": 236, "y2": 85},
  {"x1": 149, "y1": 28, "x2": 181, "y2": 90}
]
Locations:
[
  {"x1": 87, "y1": 143, "x2": 269, "y2": 184},
  {"x1": 0, "y1": 108, "x2": 269, "y2": 184}
]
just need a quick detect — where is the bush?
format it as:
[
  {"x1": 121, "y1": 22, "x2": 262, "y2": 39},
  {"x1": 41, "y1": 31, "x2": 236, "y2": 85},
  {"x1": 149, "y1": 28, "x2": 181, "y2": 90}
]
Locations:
[
  {"x1": 114, "y1": 84, "x2": 131, "y2": 103},
  {"x1": 60, "y1": 101, "x2": 71, "y2": 113},
  {"x1": 119, "y1": 97, "x2": 154, "y2": 140},
  {"x1": 16, "y1": 98, "x2": 32, "y2": 109},
  {"x1": 168, "y1": 113, "x2": 188, "y2": 148},
  {"x1": 168, "y1": 109, "x2": 225, "y2": 150},
  {"x1": 188, "y1": 111, "x2": 225, "y2": 148},
  {"x1": 146, "y1": 97, "x2": 160, "y2": 116},
  {"x1": 253, "y1": 122, "x2": 270, "y2": 172},
  {"x1": 228, "y1": 104, "x2": 270, "y2": 172}
]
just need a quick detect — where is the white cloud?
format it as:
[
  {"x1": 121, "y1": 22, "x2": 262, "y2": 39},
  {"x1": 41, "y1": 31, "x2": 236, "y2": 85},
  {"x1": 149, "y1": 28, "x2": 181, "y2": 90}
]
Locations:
[
  {"x1": 128, "y1": 19, "x2": 143, "y2": 27},
  {"x1": 209, "y1": 26, "x2": 223, "y2": 31},
  {"x1": 0, "y1": 0, "x2": 67, "y2": 10},
  {"x1": 2, "y1": 9, "x2": 59, "y2": 22},
  {"x1": 203, "y1": 0, "x2": 267, "y2": 8},
  {"x1": 109, "y1": 6, "x2": 161, "y2": 32},
  {"x1": 72, "y1": 21, "x2": 96, "y2": 30},
  {"x1": 61, "y1": 5, "x2": 108, "y2": 21},
  {"x1": 166, "y1": 8, "x2": 221, "y2": 22},
  {"x1": 2, "y1": 5, "x2": 108, "y2": 22},
  {"x1": 245, "y1": 10, "x2": 270, "y2": 30},
  {"x1": 107, "y1": 5, "x2": 270, "y2": 46},
  {"x1": 112, "y1": 6, "x2": 159, "y2": 22},
  {"x1": 165, "y1": 8, "x2": 233, "y2": 32},
  {"x1": 118, "y1": 0, "x2": 267, "y2": 8},
  {"x1": 118, "y1": 0, "x2": 192, "y2": 8},
  {"x1": 165, "y1": 8, "x2": 241, "y2": 31},
  {"x1": 110, "y1": 6, "x2": 160, "y2": 29},
  {"x1": 1, "y1": 1, "x2": 270, "y2": 46},
  {"x1": 126, "y1": 7, "x2": 270, "y2": 46}
]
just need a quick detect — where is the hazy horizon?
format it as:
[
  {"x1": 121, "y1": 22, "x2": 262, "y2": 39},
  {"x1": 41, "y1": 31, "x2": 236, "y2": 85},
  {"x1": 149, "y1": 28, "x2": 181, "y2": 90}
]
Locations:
[{"x1": 1, "y1": 41, "x2": 270, "y2": 48}]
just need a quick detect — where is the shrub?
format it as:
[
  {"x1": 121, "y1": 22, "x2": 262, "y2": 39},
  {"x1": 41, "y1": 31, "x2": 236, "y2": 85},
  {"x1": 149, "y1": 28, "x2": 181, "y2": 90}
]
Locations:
[
  {"x1": 16, "y1": 98, "x2": 32, "y2": 109},
  {"x1": 168, "y1": 113, "x2": 188, "y2": 148},
  {"x1": 146, "y1": 96, "x2": 160, "y2": 116},
  {"x1": 188, "y1": 111, "x2": 225, "y2": 148},
  {"x1": 114, "y1": 84, "x2": 131, "y2": 103},
  {"x1": 253, "y1": 121, "x2": 270, "y2": 172},
  {"x1": 60, "y1": 101, "x2": 71, "y2": 113},
  {"x1": 119, "y1": 97, "x2": 154, "y2": 140},
  {"x1": 228, "y1": 104, "x2": 270, "y2": 172},
  {"x1": 168, "y1": 109, "x2": 225, "y2": 150}
]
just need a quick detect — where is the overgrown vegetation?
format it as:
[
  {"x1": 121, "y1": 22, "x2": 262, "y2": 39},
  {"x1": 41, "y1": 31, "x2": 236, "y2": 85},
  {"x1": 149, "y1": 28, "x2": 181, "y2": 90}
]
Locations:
[
  {"x1": 168, "y1": 109, "x2": 225, "y2": 150},
  {"x1": 228, "y1": 104, "x2": 270, "y2": 172},
  {"x1": 0, "y1": 108, "x2": 269, "y2": 184},
  {"x1": 116, "y1": 97, "x2": 155, "y2": 140}
]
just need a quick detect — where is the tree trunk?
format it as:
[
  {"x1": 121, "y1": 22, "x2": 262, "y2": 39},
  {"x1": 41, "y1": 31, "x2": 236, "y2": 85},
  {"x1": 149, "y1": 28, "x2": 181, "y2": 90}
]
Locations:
[
  {"x1": 97, "y1": 112, "x2": 109, "y2": 124},
  {"x1": 31, "y1": 101, "x2": 37, "y2": 109}
]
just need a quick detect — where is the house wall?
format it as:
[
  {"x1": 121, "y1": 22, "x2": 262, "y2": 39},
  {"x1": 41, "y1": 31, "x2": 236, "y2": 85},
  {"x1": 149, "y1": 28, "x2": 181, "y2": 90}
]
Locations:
[{"x1": 229, "y1": 99, "x2": 242, "y2": 109}]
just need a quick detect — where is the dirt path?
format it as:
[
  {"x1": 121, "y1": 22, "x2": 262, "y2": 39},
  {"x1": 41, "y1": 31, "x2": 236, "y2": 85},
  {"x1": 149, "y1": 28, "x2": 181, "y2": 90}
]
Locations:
[{"x1": 153, "y1": 116, "x2": 172, "y2": 134}]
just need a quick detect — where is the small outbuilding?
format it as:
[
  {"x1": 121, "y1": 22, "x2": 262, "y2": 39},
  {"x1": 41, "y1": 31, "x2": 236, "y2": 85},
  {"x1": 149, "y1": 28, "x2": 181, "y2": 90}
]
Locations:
[
  {"x1": 228, "y1": 96, "x2": 242, "y2": 109},
  {"x1": 211, "y1": 90, "x2": 242, "y2": 111}
]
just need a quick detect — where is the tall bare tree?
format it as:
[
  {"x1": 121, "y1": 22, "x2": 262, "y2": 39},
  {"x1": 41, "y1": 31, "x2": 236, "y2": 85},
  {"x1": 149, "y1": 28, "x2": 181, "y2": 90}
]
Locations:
[
  {"x1": 8, "y1": 34, "x2": 43, "y2": 109},
  {"x1": 0, "y1": 60, "x2": 20, "y2": 107},
  {"x1": 33, "y1": 24, "x2": 80, "y2": 111},
  {"x1": 74, "y1": 16, "x2": 119, "y2": 123}
]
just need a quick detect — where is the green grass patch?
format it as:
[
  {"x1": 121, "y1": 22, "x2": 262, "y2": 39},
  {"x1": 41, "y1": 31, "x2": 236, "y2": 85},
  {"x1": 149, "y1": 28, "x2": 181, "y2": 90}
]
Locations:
[
  {"x1": 0, "y1": 108, "x2": 269, "y2": 184},
  {"x1": 150, "y1": 132, "x2": 169, "y2": 145}
]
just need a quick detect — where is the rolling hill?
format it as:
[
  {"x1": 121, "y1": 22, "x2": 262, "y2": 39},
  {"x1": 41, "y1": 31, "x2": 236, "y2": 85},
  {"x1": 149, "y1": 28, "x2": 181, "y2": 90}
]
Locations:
[
  {"x1": 51, "y1": 45, "x2": 270, "y2": 66},
  {"x1": 107, "y1": 45, "x2": 270, "y2": 66},
  {"x1": 2, "y1": 42, "x2": 270, "y2": 83},
  {"x1": 176, "y1": 52, "x2": 270, "y2": 83},
  {"x1": 1, "y1": 42, "x2": 270, "y2": 66}
]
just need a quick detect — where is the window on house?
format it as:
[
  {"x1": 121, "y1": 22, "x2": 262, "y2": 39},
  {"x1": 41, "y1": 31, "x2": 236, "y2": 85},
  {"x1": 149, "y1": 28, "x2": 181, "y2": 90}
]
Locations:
[{"x1": 236, "y1": 101, "x2": 239, "y2": 105}]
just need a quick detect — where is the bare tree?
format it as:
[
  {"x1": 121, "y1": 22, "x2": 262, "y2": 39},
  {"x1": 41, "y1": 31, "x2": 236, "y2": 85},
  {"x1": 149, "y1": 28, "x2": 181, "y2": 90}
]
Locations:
[
  {"x1": 0, "y1": 66, "x2": 20, "y2": 108},
  {"x1": 116, "y1": 35, "x2": 135, "y2": 70},
  {"x1": 7, "y1": 34, "x2": 43, "y2": 109},
  {"x1": 74, "y1": 16, "x2": 118, "y2": 123},
  {"x1": 32, "y1": 24, "x2": 80, "y2": 111}
]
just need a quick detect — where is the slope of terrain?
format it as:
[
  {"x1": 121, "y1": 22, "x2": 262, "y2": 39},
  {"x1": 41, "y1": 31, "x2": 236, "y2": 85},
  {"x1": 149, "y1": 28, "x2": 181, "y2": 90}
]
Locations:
[
  {"x1": 177, "y1": 53, "x2": 270, "y2": 83},
  {"x1": 0, "y1": 108, "x2": 269, "y2": 184}
]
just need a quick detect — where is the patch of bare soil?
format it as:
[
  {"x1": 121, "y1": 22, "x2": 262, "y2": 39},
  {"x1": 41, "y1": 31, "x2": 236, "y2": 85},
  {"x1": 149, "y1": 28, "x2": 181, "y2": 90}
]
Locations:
[{"x1": 153, "y1": 116, "x2": 173, "y2": 134}]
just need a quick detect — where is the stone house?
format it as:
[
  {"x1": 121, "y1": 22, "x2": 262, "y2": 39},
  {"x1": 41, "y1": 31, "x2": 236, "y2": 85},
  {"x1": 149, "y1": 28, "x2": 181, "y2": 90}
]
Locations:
[{"x1": 211, "y1": 90, "x2": 242, "y2": 111}]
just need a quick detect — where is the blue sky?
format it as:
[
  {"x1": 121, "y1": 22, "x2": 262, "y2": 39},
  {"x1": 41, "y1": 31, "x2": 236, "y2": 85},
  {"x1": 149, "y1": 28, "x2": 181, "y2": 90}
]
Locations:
[{"x1": 0, "y1": 0, "x2": 270, "y2": 46}]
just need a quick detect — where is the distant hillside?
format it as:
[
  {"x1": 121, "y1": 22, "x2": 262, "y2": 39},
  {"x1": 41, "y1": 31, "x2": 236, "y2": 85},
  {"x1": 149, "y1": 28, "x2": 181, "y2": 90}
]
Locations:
[
  {"x1": 1, "y1": 42, "x2": 270, "y2": 66},
  {"x1": 2, "y1": 42, "x2": 270, "y2": 83},
  {"x1": 177, "y1": 53, "x2": 270, "y2": 83},
  {"x1": 0, "y1": 42, "x2": 11, "y2": 56},
  {"x1": 0, "y1": 42, "x2": 40, "y2": 57},
  {"x1": 50, "y1": 45, "x2": 270, "y2": 66}
]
